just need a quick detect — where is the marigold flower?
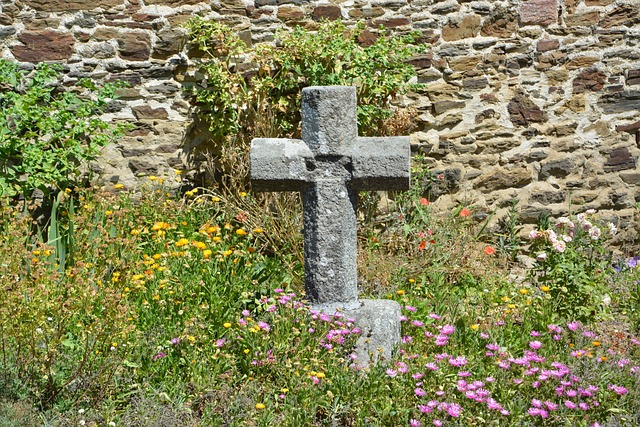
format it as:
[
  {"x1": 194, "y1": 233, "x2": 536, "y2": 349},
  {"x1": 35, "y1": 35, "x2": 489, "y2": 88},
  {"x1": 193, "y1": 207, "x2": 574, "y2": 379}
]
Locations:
[{"x1": 175, "y1": 238, "x2": 189, "y2": 247}]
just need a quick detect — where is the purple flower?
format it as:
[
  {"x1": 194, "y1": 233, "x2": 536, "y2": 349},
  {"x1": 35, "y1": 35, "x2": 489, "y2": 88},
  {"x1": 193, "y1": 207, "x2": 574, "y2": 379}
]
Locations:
[
  {"x1": 529, "y1": 341, "x2": 542, "y2": 350},
  {"x1": 216, "y1": 338, "x2": 226, "y2": 347},
  {"x1": 527, "y1": 407, "x2": 548, "y2": 418},
  {"x1": 418, "y1": 404, "x2": 433, "y2": 414},
  {"x1": 608, "y1": 384, "x2": 628, "y2": 395},
  {"x1": 628, "y1": 256, "x2": 640, "y2": 268},
  {"x1": 449, "y1": 356, "x2": 467, "y2": 367},
  {"x1": 564, "y1": 400, "x2": 577, "y2": 409},
  {"x1": 446, "y1": 402, "x2": 463, "y2": 417},
  {"x1": 567, "y1": 321, "x2": 580, "y2": 331},
  {"x1": 486, "y1": 343, "x2": 500, "y2": 351},
  {"x1": 441, "y1": 325, "x2": 455, "y2": 335},
  {"x1": 152, "y1": 352, "x2": 167, "y2": 361},
  {"x1": 170, "y1": 337, "x2": 180, "y2": 345}
]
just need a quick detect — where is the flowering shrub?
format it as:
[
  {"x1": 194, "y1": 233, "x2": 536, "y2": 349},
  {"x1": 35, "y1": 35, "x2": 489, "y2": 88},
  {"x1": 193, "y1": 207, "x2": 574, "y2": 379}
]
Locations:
[
  {"x1": 528, "y1": 210, "x2": 615, "y2": 321},
  {"x1": 2, "y1": 186, "x2": 639, "y2": 426}
]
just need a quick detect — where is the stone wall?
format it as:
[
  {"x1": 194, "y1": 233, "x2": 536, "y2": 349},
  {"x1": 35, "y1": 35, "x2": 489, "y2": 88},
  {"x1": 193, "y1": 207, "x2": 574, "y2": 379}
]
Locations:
[{"x1": 1, "y1": 0, "x2": 639, "y2": 233}]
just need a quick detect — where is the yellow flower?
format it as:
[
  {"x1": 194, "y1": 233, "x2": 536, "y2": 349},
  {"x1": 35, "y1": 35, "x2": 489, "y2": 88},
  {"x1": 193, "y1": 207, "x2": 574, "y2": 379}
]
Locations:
[
  {"x1": 316, "y1": 372, "x2": 326, "y2": 378},
  {"x1": 244, "y1": 349, "x2": 250, "y2": 354},
  {"x1": 236, "y1": 229, "x2": 247, "y2": 236},
  {"x1": 470, "y1": 324, "x2": 480, "y2": 331},
  {"x1": 152, "y1": 222, "x2": 170, "y2": 231},
  {"x1": 132, "y1": 274, "x2": 144, "y2": 280},
  {"x1": 592, "y1": 341, "x2": 601, "y2": 347},
  {"x1": 255, "y1": 403, "x2": 265, "y2": 410},
  {"x1": 212, "y1": 196, "x2": 220, "y2": 202},
  {"x1": 114, "y1": 183, "x2": 124, "y2": 189},
  {"x1": 203, "y1": 249, "x2": 212, "y2": 258},
  {"x1": 540, "y1": 286, "x2": 550, "y2": 292},
  {"x1": 153, "y1": 294, "x2": 160, "y2": 300},
  {"x1": 188, "y1": 335, "x2": 196, "y2": 342},
  {"x1": 281, "y1": 388, "x2": 289, "y2": 393},
  {"x1": 223, "y1": 249, "x2": 233, "y2": 256},
  {"x1": 206, "y1": 226, "x2": 219, "y2": 234},
  {"x1": 130, "y1": 229, "x2": 141, "y2": 235},
  {"x1": 519, "y1": 289, "x2": 529, "y2": 295},
  {"x1": 253, "y1": 228, "x2": 263, "y2": 233},
  {"x1": 175, "y1": 238, "x2": 189, "y2": 247},
  {"x1": 105, "y1": 210, "x2": 113, "y2": 216},
  {"x1": 149, "y1": 176, "x2": 157, "y2": 181},
  {"x1": 152, "y1": 254, "x2": 162, "y2": 260},
  {"x1": 240, "y1": 192, "x2": 247, "y2": 197},
  {"x1": 33, "y1": 250, "x2": 41, "y2": 256},
  {"x1": 507, "y1": 303, "x2": 516, "y2": 309},
  {"x1": 397, "y1": 290, "x2": 405, "y2": 295},
  {"x1": 213, "y1": 236, "x2": 222, "y2": 242},
  {"x1": 223, "y1": 322, "x2": 232, "y2": 328},
  {"x1": 193, "y1": 241, "x2": 207, "y2": 250},
  {"x1": 174, "y1": 170, "x2": 182, "y2": 175},
  {"x1": 408, "y1": 278, "x2": 415, "y2": 283},
  {"x1": 501, "y1": 296, "x2": 510, "y2": 302}
]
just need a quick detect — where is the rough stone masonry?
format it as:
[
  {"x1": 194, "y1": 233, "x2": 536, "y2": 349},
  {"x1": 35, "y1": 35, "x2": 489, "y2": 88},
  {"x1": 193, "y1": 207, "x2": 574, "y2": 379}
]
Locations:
[{"x1": 251, "y1": 86, "x2": 410, "y2": 362}]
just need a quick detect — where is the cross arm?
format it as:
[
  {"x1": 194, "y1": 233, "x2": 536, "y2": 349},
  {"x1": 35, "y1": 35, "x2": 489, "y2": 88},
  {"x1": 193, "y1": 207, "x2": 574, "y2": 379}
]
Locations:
[
  {"x1": 348, "y1": 137, "x2": 411, "y2": 191},
  {"x1": 250, "y1": 138, "x2": 314, "y2": 192}
]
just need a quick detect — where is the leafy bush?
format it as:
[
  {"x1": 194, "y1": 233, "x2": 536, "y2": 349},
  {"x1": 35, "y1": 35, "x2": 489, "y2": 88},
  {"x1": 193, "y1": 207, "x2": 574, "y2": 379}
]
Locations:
[
  {"x1": 186, "y1": 19, "x2": 425, "y2": 189},
  {"x1": 0, "y1": 60, "x2": 127, "y2": 201},
  {"x1": 528, "y1": 211, "x2": 615, "y2": 322}
]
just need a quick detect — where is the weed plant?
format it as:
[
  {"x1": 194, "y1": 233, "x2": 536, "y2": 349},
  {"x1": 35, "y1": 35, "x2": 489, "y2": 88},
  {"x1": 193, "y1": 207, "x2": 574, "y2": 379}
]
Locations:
[{"x1": 1, "y1": 182, "x2": 639, "y2": 426}]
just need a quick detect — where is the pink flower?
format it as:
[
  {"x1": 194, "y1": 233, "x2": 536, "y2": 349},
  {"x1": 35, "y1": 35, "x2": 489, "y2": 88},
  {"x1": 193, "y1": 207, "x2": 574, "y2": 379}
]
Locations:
[
  {"x1": 386, "y1": 369, "x2": 397, "y2": 377},
  {"x1": 410, "y1": 419, "x2": 421, "y2": 427},
  {"x1": 449, "y1": 356, "x2": 467, "y2": 367},
  {"x1": 564, "y1": 400, "x2": 577, "y2": 409},
  {"x1": 441, "y1": 325, "x2": 455, "y2": 335},
  {"x1": 415, "y1": 388, "x2": 426, "y2": 397},
  {"x1": 433, "y1": 420, "x2": 443, "y2": 427},
  {"x1": 567, "y1": 321, "x2": 580, "y2": 331},
  {"x1": 426, "y1": 362, "x2": 439, "y2": 371},
  {"x1": 405, "y1": 305, "x2": 417, "y2": 312},
  {"x1": 529, "y1": 341, "x2": 542, "y2": 350}
]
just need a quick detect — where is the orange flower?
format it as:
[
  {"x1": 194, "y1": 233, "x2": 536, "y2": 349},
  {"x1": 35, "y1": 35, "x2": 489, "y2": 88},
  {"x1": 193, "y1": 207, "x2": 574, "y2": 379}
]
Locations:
[
  {"x1": 459, "y1": 207, "x2": 471, "y2": 217},
  {"x1": 418, "y1": 240, "x2": 427, "y2": 251},
  {"x1": 420, "y1": 197, "x2": 429, "y2": 206},
  {"x1": 484, "y1": 246, "x2": 496, "y2": 255}
]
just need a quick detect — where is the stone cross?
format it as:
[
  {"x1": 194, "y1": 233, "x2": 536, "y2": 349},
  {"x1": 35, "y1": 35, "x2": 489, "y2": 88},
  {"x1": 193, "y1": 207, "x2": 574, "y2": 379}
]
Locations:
[{"x1": 250, "y1": 86, "x2": 410, "y2": 362}]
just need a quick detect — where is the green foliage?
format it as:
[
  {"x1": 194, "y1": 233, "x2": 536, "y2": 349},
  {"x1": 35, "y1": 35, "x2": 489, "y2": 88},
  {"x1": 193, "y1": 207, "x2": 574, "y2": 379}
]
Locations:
[
  {"x1": 0, "y1": 60, "x2": 127, "y2": 201},
  {"x1": 186, "y1": 19, "x2": 425, "y2": 188},
  {"x1": 528, "y1": 211, "x2": 615, "y2": 322},
  {"x1": 2, "y1": 185, "x2": 640, "y2": 426}
]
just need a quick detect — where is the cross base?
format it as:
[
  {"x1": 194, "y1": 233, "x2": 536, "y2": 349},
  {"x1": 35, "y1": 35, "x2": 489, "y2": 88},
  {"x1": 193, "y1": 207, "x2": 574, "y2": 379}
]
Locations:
[{"x1": 312, "y1": 299, "x2": 401, "y2": 367}]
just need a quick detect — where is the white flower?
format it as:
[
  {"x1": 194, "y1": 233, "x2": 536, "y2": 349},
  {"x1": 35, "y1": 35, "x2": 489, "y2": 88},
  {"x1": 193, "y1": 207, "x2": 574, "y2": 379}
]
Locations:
[
  {"x1": 581, "y1": 220, "x2": 593, "y2": 231},
  {"x1": 608, "y1": 223, "x2": 617, "y2": 236},
  {"x1": 78, "y1": 409, "x2": 85, "y2": 415},
  {"x1": 589, "y1": 226, "x2": 602, "y2": 240},
  {"x1": 546, "y1": 229, "x2": 558, "y2": 243},
  {"x1": 529, "y1": 229, "x2": 540, "y2": 239},
  {"x1": 556, "y1": 217, "x2": 570, "y2": 224},
  {"x1": 567, "y1": 221, "x2": 575, "y2": 229},
  {"x1": 561, "y1": 234, "x2": 572, "y2": 243},
  {"x1": 552, "y1": 240, "x2": 566, "y2": 253},
  {"x1": 586, "y1": 209, "x2": 596, "y2": 214},
  {"x1": 109, "y1": 423, "x2": 116, "y2": 427},
  {"x1": 576, "y1": 213, "x2": 586, "y2": 222},
  {"x1": 603, "y1": 294, "x2": 611, "y2": 306},
  {"x1": 536, "y1": 252, "x2": 547, "y2": 262}
]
